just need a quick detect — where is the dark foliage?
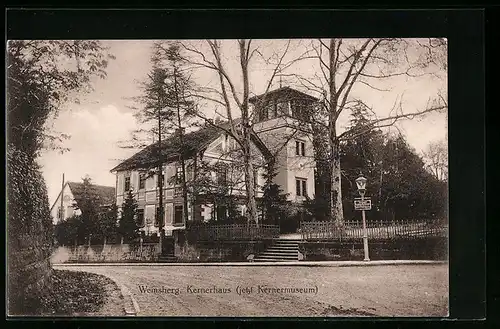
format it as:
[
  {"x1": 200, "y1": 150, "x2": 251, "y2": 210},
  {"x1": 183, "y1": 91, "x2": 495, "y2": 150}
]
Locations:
[
  {"x1": 119, "y1": 190, "x2": 140, "y2": 243},
  {"x1": 54, "y1": 215, "x2": 82, "y2": 246},
  {"x1": 339, "y1": 106, "x2": 447, "y2": 222},
  {"x1": 72, "y1": 177, "x2": 101, "y2": 244},
  {"x1": 7, "y1": 144, "x2": 54, "y2": 315},
  {"x1": 7, "y1": 40, "x2": 114, "y2": 315},
  {"x1": 259, "y1": 161, "x2": 291, "y2": 227}
]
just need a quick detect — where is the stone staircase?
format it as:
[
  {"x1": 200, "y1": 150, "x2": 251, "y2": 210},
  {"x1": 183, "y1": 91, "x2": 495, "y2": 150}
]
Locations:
[
  {"x1": 253, "y1": 239, "x2": 301, "y2": 262},
  {"x1": 158, "y1": 253, "x2": 178, "y2": 263}
]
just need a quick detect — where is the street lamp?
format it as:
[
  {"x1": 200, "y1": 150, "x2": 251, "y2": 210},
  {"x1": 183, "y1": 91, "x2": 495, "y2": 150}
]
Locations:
[{"x1": 355, "y1": 173, "x2": 370, "y2": 261}]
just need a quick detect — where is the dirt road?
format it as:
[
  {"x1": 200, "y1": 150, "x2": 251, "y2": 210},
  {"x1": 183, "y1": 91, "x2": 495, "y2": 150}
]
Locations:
[{"x1": 55, "y1": 264, "x2": 448, "y2": 317}]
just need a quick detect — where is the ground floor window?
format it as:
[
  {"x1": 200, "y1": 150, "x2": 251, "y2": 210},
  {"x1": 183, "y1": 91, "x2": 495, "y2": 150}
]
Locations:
[
  {"x1": 216, "y1": 205, "x2": 227, "y2": 221},
  {"x1": 136, "y1": 208, "x2": 145, "y2": 227},
  {"x1": 174, "y1": 205, "x2": 184, "y2": 224}
]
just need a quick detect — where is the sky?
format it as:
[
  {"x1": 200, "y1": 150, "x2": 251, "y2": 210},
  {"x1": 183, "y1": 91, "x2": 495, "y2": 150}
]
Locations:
[{"x1": 37, "y1": 39, "x2": 448, "y2": 207}]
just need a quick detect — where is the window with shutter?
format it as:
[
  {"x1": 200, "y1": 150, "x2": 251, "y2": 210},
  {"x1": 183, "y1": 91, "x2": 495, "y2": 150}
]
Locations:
[
  {"x1": 176, "y1": 166, "x2": 183, "y2": 184},
  {"x1": 139, "y1": 174, "x2": 146, "y2": 189},
  {"x1": 124, "y1": 176, "x2": 131, "y2": 192},
  {"x1": 174, "y1": 205, "x2": 184, "y2": 224},
  {"x1": 157, "y1": 173, "x2": 165, "y2": 187},
  {"x1": 136, "y1": 209, "x2": 145, "y2": 227}
]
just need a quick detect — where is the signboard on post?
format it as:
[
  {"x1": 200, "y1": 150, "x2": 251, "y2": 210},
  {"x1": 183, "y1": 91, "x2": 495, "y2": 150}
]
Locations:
[{"x1": 354, "y1": 198, "x2": 372, "y2": 211}]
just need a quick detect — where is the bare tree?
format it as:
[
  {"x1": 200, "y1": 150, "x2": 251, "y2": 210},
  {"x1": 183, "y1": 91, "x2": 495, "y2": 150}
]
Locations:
[
  {"x1": 423, "y1": 139, "x2": 448, "y2": 181},
  {"x1": 281, "y1": 38, "x2": 448, "y2": 225},
  {"x1": 178, "y1": 39, "x2": 310, "y2": 225}
]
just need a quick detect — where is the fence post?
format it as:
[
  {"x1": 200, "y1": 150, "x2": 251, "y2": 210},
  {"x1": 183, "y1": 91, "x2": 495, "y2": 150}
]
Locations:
[{"x1": 140, "y1": 235, "x2": 143, "y2": 256}]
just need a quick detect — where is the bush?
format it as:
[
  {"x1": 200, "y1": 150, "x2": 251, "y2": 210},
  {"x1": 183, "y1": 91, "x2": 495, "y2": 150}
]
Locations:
[{"x1": 7, "y1": 144, "x2": 54, "y2": 315}]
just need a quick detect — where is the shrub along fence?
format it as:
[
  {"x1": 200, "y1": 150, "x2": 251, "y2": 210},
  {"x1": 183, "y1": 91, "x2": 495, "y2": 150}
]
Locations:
[
  {"x1": 300, "y1": 220, "x2": 448, "y2": 241},
  {"x1": 54, "y1": 242, "x2": 161, "y2": 263}
]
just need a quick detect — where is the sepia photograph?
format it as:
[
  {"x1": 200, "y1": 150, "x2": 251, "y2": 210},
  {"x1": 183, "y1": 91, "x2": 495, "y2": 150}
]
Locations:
[{"x1": 7, "y1": 38, "x2": 448, "y2": 317}]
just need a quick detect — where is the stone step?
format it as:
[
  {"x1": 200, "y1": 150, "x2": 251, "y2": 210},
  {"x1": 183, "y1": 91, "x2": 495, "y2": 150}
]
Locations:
[
  {"x1": 267, "y1": 246, "x2": 299, "y2": 250},
  {"x1": 255, "y1": 255, "x2": 298, "y2": 260},
  {"x1": 259, "y1": 251, "x2": 298, "y2": 257},
  {"x1": 273, "y1": 242, "x2": 299, "y2": 246},
  {"x1": 253, "y1": 258, "x2": 299, "y2": 262}
]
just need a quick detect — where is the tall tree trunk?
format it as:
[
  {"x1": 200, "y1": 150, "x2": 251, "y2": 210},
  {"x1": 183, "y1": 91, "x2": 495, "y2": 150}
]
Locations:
[
  {"x1": 157, "y1": 115, "x2": 164, "y2": 232},
  {"x1": 328, "y1": 38, "x2": 344, "y2": 225},
  {"x1": 330, "y1": 137, "x2": 344, "y2": 225},
  {"x1": 192, "y1": 154, "x2": 198, "y2": 220},
  {"x1": 173, "y1": 67, "x2": 189, "y2": 224},
  {"x1": 243, "y1": 136, "x2": 258, "y2": 226},
  {"x1": 239, "y1": 40, "x2": 258, "y2": 226}
]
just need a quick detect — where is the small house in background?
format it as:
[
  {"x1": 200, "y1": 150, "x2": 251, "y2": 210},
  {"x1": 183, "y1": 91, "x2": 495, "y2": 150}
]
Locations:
[{"x1": 50, "y1": 181, "x2": 116, "y2": 224}]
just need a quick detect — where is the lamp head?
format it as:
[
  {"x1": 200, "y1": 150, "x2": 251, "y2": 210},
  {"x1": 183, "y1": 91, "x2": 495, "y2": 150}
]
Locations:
[{"x1": 355, "y1": 173, "x2": 367, "y2": 191}]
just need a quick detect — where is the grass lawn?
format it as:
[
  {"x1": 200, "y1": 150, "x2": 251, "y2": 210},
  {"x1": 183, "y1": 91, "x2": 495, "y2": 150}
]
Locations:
[{"x1": 37, "y1": 269, "x2": 125, "y2": 316}]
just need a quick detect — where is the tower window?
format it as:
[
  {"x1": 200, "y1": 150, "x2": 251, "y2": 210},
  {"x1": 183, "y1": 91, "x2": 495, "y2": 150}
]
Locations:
[
  {"x1": 295, "y1": 141, "x2": 306, "y2": 156},
  {"x1": 295, "y1": 178, "x2": 307, "y2": 197}
]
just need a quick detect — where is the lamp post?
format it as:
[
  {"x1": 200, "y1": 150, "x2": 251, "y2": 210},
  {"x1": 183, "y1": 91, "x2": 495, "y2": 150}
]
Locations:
[{"x1": 355, "y1": 173, "x2": 370, "y2": 261}]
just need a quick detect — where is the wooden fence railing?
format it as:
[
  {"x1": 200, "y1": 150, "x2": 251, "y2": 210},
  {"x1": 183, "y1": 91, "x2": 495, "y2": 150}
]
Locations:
[
  {"x1": 187, "y1": 224, "x2": 280, "y2": 241},
  {"x1": 300, "y1": 220, "x2": 448, "y2": 241}
]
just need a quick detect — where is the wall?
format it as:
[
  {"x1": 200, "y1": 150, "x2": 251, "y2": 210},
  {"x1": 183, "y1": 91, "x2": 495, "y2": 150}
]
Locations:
[
  {"x1": 50, "y1": 240, "x2": 272, "y2": 264},
  {"x1": 174, "y1": 239, "x2": 272, "y2": 263},
  {"x1": 299, "y1": 237, "x2": 448, "y2": 261}
]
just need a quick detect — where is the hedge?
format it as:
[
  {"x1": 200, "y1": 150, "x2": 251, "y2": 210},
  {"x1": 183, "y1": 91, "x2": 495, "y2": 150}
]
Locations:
[{"x1": 7, "y1": 144, "x2": 54, "y2": 315}]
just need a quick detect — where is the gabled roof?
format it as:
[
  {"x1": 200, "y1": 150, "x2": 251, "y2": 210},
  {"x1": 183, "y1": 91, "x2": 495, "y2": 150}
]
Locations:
[
  {"x1": 68, "y1": 182, "x2": 116, "y2": 207},
  {"x1": 111, "y1": 123, "x2": 228, "y2": 172},
  {"x1": 111, "y1": 119, "x2": 272, "y2": 173},
  {"x1": 50, "y1": 181, "x2": 116, "y2": 212},
  {"x1": 249, "y1": 86, "x2": 319, "y2": 104}
]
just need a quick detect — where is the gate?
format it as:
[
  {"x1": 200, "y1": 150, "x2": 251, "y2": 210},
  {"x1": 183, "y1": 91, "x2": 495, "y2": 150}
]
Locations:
[{"x1": 160, "y1": 230, "x2": 175, "y2": 256}]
